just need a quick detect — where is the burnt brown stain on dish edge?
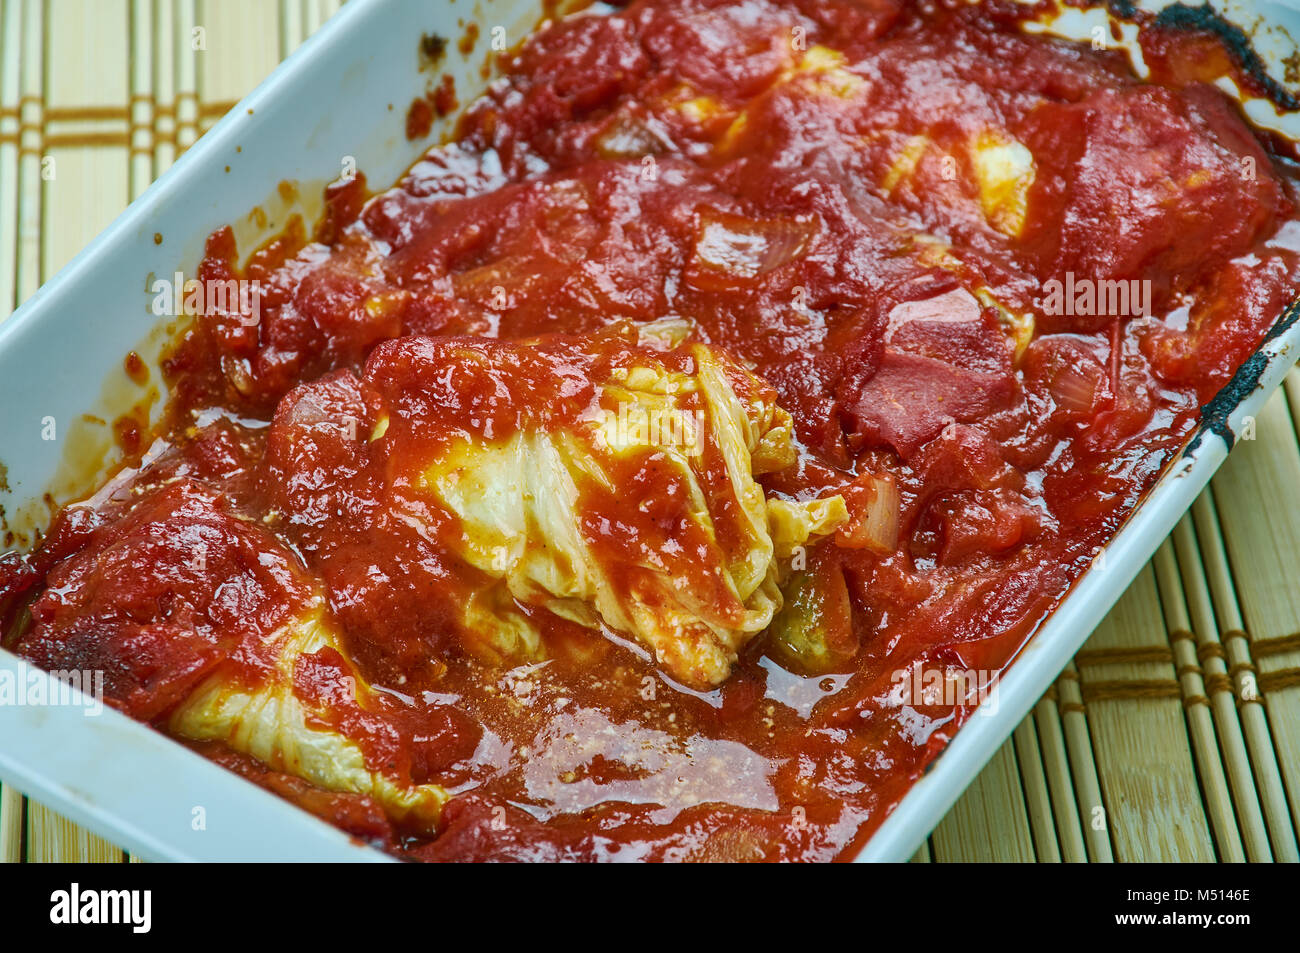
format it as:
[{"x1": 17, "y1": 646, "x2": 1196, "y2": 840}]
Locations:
[
  {"x1": 1149, "y1": 2, "x2": 1300, "y2": 111},
  {"x1": 1184, "y1": 296, "x2": 1300, "y2": 455},
  {"x1": 419, "y1": 32, "x2": 448, "y2": 69},
  {"x1": 1091, "y1": 1, "x2": 1300, "y2": 165},
  {"x1": 1075, "y1": 1, "x2": 1300, "y2": 453},
  {"x1": 408, "y1": 25, "x2": 466, "y2": 140}
]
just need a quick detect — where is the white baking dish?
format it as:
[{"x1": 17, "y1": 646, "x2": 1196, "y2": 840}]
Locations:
[{"x1": 0, "y1": 0, "x2": 1297, "y2": 862}]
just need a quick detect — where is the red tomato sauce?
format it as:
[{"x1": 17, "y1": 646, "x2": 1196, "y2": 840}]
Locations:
[{"x1": 4, "y1": 0, "x2": 1300, "y2": 861}]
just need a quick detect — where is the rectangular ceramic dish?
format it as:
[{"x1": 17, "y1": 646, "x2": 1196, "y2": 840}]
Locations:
[{"x1": 1, "y1": 0, "x2": 1298, "y2": 862}]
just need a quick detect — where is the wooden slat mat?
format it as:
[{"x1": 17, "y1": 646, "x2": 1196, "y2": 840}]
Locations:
[{"x1": 0, "y1": 0, "x2": 1296, "y2": 864}]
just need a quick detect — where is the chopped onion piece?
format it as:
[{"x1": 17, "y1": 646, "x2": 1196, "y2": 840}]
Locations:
[
  {"x1": 1050, "y1": 359, "x2": 1103, "y2": 417},
  {"x1": 839, "y1": 472, "x2": 900, "y2": 554},
  {"x1": 691, "y1": 209, "x2": 817, "y2": 285}
]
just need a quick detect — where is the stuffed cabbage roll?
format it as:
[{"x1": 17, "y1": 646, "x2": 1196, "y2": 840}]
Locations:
[
  {"x1": 9, "y1": 479, "x2": 451, "y2": 830},
  {"x1": 265, "y1": 325, "x2": 846, "y2": 688}
]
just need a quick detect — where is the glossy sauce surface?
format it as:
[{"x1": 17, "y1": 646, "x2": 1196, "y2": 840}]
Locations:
[{"x1": 4, "y1": 0, "x2": 1300, "y2": 861}]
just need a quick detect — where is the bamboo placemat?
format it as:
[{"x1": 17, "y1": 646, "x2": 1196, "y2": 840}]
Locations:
[{"x1": 1, "y1": 0, "x2": 1297, "y2": 864}]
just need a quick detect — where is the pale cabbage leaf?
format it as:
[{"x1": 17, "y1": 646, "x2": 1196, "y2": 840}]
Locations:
[
  {"x1": 389, "y1": 333, "x2": 847, "y2": 687},
  {"x1": 168, "y1": 601, "x2": 449, "y2": 829}
]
